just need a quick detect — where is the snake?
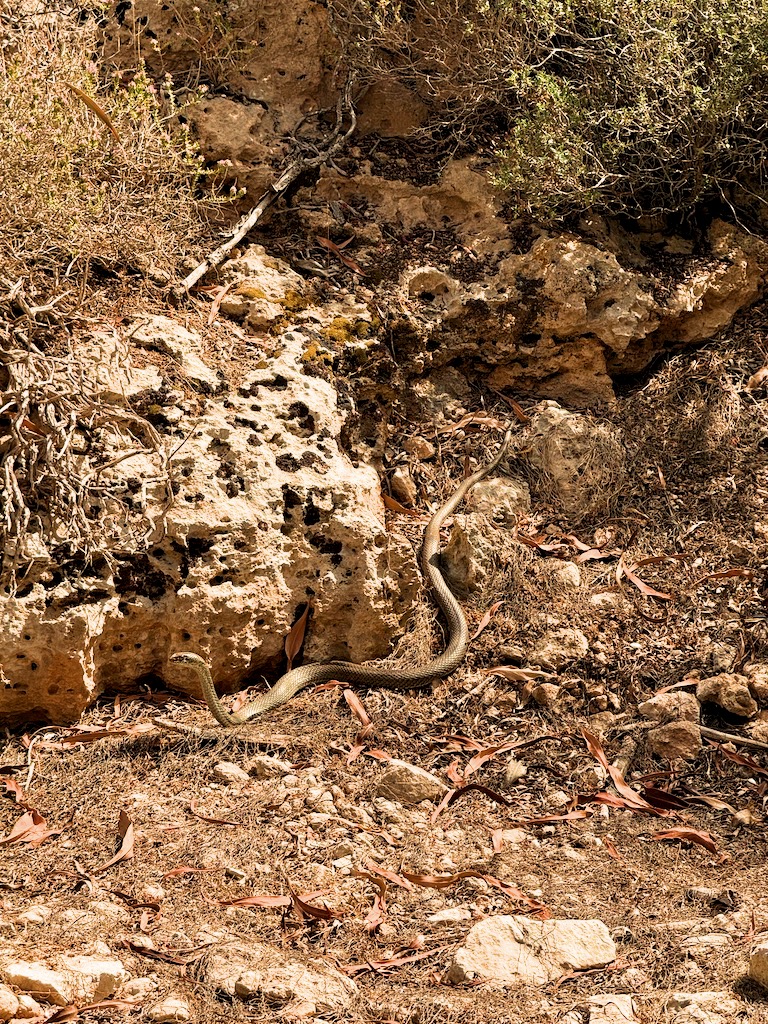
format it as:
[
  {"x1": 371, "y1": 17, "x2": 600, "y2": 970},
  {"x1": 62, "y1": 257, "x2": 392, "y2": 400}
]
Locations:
[{"x1": 170, "y1": 428, "x2": 512, "y2": 726}]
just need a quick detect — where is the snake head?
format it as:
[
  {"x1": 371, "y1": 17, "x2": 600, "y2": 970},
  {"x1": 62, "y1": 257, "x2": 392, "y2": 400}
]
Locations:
[{"x1": 169, "y1": 652, "x2": 205, "y2": 666}]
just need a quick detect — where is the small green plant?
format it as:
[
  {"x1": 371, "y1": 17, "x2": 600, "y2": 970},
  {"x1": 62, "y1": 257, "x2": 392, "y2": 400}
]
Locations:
[{"x1": 331, "y1": 0, "x2": 768, "y2": 221}]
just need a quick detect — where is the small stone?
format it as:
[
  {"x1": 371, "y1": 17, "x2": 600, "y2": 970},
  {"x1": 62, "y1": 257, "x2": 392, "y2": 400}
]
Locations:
[
  {"x1": 327, "y1": 842, "x2": 355, "y2": 860},
  {"x1": 529, "y1": 627, "x2": 589, "y2": 670},
  {"x1": 547, "y1": 561, "x2": 582, "y2": 590},
  {"x1": 531, "y1": 682, "x2": 561, "y2": 707},
  {"x1": 427, "y1": 907, "x2": 472, "y2": 924},
  {"x1": 375, "y1": 760, "x2": 448, "y2": 805},
  {"x1": 213, "y1": 762, "x2": 250, "y2": 785},
  {"x1": 0, "y1": 984, "x2": 19, "y2": 1022},
  {"x1": 750, "y1": 940, "x2": 768, "y2": 989},
  {"x1": 59, "y1": 955, "x2": 130, "y2": 1002},
  {"x1": 390, "y1": 466, "x2": 417, "y2": 506},
  {"x1": 0, "y1": 962, "x2": 70, "y2": 1006},
  {"x1": 246, "y1": 754, "x2": 293, "y2": 778},
  {"x1": 15, "y1": 905, "x2": 51, "y2": 927},
  {"x1": 638, "y1": 691, "x2": 699, "y2": 723},
  {"x1": 646, "y1": 721, "x2": 702, "y2": 760},
  {"x1": 403, "y1": 436, "x2": 435, "y2": 460},
  {"x1": 466, "y1": 476, "x2": 531, "y2": 520},
  {"x1": 120, "y1": 977, "x2": 157, "y2": 999},
  {"x1": 590, "y1": 592, "x2": 620, "y2": 611},
  {"x1": 147, "y1": 995, "x2": 192, "y2": 1022},
  {"x1": 140, "y1": 884, "x2": 165, "y2": 903},
  {"x1": 588, "y1": 994, "x2": 637, "y2": 1024},
  {"x1": 696, "y1": 674, "x2": 758, "y2": 719},
  {"x1": 621, "y1": 967, "x2": 652, "y2": 991},
  {"x1": 746, "y1": 664, "x2": 768, "y2": 704},
  {"x1": 500, "y1": 828, "x2": 531, "y2": 846}
]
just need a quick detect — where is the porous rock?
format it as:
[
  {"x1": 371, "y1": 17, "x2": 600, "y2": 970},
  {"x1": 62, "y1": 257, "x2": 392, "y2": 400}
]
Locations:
[
  {"x1": 0, "y1": 962, "x2": 69, "y2": 1007},
  {"x1": 696, "y1": 674, "x2": 758, "y2": 719},
  {"x1": 375, "y1": 760, "x2": 448, "y2": 805},
  {"x1": 0, "y1": 310, "x2": 419, "y2": 724},
  {"x1": 750, "y1": 940, "x2": 768, "y2": 990},
  {"x1": 132, "y1": 315, "x2": 220, "y2": 391},
  {"x1": 588, "y1": 994, "x2": 637, "y2": 1024},
  {"x1": 527, "y1": 403, "x2": 626, "y2": 517},
  {"x1": 646, "y1": 721, "x2": 702, "y2": 761},
  {"x1": 147, "y1": 995, "x2": 193, "y2": 1022},
  {"x1": 445, "y1": 915, "x2": 616, "y2": 986},
  {"x1": 59, "y1": 956, "x2": 130, "y2": 1003},
  {"x1": 212, "y1": 762, "x2": 250, "y2": 786},
  {"x1": 0, "y1": 984, "x2": 18, "y2": 1023},
  {"x1": 528, "y1": 627, "x2": 589, "y2": 670}
]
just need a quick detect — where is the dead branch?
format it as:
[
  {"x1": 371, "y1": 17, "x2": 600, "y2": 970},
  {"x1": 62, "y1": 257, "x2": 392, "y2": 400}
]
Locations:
[{"x1": 176, "y1": 79, "x2": 357, "y2": 295}]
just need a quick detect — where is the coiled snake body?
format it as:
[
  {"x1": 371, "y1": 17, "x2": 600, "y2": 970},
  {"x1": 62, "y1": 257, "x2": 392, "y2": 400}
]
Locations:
[{"x1": 171, "y1": 429, "x2": 512, "y2": 726}]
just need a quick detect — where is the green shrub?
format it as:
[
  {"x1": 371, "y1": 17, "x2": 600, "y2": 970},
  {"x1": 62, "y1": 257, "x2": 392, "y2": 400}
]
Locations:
[{"x1": 332, "y1": 0, "x2": 768, "y2": 221}]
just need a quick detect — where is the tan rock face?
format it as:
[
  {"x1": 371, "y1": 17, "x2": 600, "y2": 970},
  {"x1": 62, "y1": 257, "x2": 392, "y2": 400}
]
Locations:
[
  {"x1": 0, "y1": 257, "x2": 420, "y2": 725},
  {"x1": 646, "y1": 721, "x2": 702, "y2": 761}
]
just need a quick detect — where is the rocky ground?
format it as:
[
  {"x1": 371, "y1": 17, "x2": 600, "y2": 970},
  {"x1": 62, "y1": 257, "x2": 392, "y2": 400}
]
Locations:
[
  {"x1": 2, "y1": 297, "x2": 768, "y2": 1021},
  {"x1": 2, "y1": 7, "x2": 768, "y2": 1020}
]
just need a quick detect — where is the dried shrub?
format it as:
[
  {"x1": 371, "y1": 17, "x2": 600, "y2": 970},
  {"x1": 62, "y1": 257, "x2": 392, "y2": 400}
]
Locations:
[
  {"x1": 0, "y1": 5, "x2": 223, "y2": 588},
  {"x1": 0, "y1": 5, "x2": 217, "y2": 287}
]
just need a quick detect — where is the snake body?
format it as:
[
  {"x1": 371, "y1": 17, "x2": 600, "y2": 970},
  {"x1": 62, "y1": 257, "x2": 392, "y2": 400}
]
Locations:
[{"x1": 171, "y1": 429, "x2": 512, "y2": 726}]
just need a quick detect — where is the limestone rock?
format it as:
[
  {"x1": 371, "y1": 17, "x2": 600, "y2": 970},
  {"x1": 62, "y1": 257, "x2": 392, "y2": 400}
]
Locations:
[
  {"x1": 658, "y1": 220, "x2": 766, "y2": 345},
  {"x1": 638, "y1": 691, "x2": 700, "y2": 723},
  {"x1": 390, "y1": 466, "x2": 417, "y2": 507},
  {"x1": 746, "y1": 663, "x2": 768, "y2": 704},
  {"x1": 696, "y1": 674, "x2": 758, "y2": 719},
  {"x1": 0, "y1": 962, "x2": 69, "y2": 1007},
  {"x1": 531, "y1": 683, "x2": 561, "y2": 708},
  {"x1": 205, "y1": 943, "x2": 356, "y2": 1013},
  {"x1": 14, "y1": 993, "x2": 43, "y2": 1019},
  {"x1": 445, "y1": 915, "x2": 616, "y2": 986},
  {"x1": 212, "y1": 762, "x2": 250, "y2": 786},
  {"x1": 104, "y1": 0, "x2": 338, "y2": 133},
  {"x1": 375, "y1": 760, "x2": 448, "y2": 805},
  {"x1": 588, "y1": 994, "x2": 637, "y2": 1024},
  {"x1": 147, "y1": 995, "x2": 193, "y2": 1022},
  {"x1": 667, "y1": 991, "x2": 745, "y2": 1022},
  {"x1": 131, "y1": 315, "x2": 220, "y2": 391},
  {"x1": 529, "y1": 627, "x2": 589, "y2": 670},
  {"x1": 646, "y1": 721, "x2": 702, "y2": 761},
  {"x1": 245, "y1": 754, "x2": 293, "y2": 778},
  {"x1": 219, "y1": 245, "x2": 306, "y2": 329},
  {"x1": 750, "y1": 940, "x2": 768, "y2": 990},
  {"x1": 0, "y1": 325, "x2": 419, "y2": 725},
  {"x1": 527, "y1": 403, "x2": 626, "y2": 517},
  {"x1": 59, "y1": 955, "x2": 130, "y2": 1003},
  {"x1": 0, "y1": 985, "x2": 18, "y2": 1023},
  {"x1": 465, "y1": 475, "x2": 531, "y2": 522}
]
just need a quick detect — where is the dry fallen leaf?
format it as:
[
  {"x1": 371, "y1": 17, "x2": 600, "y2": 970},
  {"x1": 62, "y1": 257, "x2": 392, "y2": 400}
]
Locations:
[
  {"x1": 95, "y1": 809, "x2": 134, "y2": 873},
  {"x1": 64, "y1": 82, "x2": 120, "y2": 142},
  {"x1": 0, "y1": 808, "x2": 60, "y2": 847},
  {"x1": 650, "y1": 828, "x2": 719, "y2": 854},
  {"x1": 616, "y1": 554, "x2": 673, "y2": 601},
  {"x1": 470, "y1": 600, "x2": 504, "y2": 642},
  {"x1": 285, "y1": 601, "x2": 313, "y2": 670}
]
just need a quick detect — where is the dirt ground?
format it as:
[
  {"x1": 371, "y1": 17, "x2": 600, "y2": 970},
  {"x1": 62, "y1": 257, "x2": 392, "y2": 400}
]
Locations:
[{"x1": 2, "y1": 299, "x2": 768, "y2": 1023}]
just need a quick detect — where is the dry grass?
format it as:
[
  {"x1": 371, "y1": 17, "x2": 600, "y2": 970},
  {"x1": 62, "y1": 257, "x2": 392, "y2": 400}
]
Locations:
[{"x1": 0, "y1": 4, "x2": 230, "y2": 589}]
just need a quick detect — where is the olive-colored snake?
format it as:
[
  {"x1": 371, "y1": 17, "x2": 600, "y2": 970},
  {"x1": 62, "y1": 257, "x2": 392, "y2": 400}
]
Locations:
[{"x1": 171, "y1": 428, "x2": 512, "y2": 726}]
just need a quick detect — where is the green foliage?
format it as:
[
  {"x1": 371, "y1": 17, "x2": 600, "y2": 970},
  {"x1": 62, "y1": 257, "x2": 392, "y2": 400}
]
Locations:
[{"x1": 332, "y1": 0, "x2": 768, "y2": 220}]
